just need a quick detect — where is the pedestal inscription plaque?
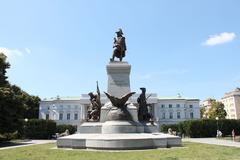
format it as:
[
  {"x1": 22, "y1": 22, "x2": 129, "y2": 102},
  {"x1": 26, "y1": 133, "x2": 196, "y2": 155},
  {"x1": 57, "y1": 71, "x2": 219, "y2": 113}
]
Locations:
[{"x1": 107, "y1": 61, "x2": 131, "y2": 97}]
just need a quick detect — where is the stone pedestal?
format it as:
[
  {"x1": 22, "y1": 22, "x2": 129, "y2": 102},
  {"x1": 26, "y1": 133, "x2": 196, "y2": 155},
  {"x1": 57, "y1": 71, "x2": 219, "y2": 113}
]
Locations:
[
  {"x1": 57, "y1": 61, "x2": 182, "y2": 150},
  {"x1": 101, "y1": 121, "x2": 142, "y2": 134},
  {"x1": 107, "y1": 61, "x2": 131, "y2": 97}
]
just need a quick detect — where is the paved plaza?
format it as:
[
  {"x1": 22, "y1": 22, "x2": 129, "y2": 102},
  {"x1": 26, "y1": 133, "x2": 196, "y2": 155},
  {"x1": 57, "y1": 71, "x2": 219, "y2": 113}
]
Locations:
[
  {"x1": 183, "y1": 138, "x2": 240, "y2": 148},
  {"x1": 0, "y1": 140, "x2": 56, "y2": 150}
]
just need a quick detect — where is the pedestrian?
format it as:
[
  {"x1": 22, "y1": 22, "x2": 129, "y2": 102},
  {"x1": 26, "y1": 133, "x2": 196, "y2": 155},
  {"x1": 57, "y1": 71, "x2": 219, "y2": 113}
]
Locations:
[{"x1": 232, "y1": 129, "x2": 235, "y2": 141}]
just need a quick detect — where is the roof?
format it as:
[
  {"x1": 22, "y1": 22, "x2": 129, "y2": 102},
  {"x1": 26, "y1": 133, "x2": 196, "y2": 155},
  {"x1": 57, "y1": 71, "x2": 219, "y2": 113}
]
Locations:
[
  {"x1": 42, "y1": 96, "x2": 81, "y2": 101},
  {"x1": 158, "y1": 96, "x2": 199, "y2": 101}
]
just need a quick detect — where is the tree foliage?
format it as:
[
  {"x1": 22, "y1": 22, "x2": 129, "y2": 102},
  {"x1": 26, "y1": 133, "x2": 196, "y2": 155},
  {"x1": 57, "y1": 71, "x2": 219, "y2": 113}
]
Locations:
[
  {"x1": 0, "y1": 53, "x2": 10, "y2": 87},
  {"x1": 208, "y1": 101, "x2": 227, "y2": 119},
  {"x1": 200, "y1": 107, "x2": 206, "y2": 118},
  {"x1": 0, "y1": 53, "x2": 40, "y2": 138},
  {"x1": 0, "y1": 87, "x2": 25, "y2": 134}
]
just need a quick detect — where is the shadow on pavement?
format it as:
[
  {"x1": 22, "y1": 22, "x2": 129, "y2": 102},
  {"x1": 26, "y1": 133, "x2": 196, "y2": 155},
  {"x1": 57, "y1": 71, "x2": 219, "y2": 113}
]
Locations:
[{"x1": 0, "y1": 140, "x2": 33, "y2": 148}]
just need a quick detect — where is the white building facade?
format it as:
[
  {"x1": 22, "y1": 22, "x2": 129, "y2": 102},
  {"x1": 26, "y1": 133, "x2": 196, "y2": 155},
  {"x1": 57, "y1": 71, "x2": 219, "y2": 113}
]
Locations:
[
  {"x1": 39, "y1": 94, "x2": 200, "y2": 127},
  {"x1": 155, "y1": 96, "x2": 200, "y2": 125},
  {"x1": 39, "y1": 96, "x2": 86, "y2": 126},
  {"x1": 221, "y1": 88, "x2": 240, "y2": 119}
]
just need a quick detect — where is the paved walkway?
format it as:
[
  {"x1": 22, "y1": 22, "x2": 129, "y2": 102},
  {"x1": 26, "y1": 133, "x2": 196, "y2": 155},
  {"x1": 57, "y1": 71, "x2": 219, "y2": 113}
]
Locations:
[
  {"x1": 1, "y1": 138, "x2": 239, "y2": 150},
  {"x1": 0, "y1": 140, "x2": 56, "y2": 150},
  {"x1": 183, "y1": 138, "x2": 240, "y2": 148}
]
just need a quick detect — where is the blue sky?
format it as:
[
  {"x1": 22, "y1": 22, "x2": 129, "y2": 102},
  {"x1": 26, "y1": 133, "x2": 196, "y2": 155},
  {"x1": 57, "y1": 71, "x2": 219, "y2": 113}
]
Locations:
[{"x1": 0, "y1": 0, "x2": 239, "y2": 100}]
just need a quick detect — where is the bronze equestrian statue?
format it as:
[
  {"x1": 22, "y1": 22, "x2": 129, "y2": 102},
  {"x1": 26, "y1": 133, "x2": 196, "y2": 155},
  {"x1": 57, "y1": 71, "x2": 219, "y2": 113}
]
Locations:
[{"x1": 110, "y1": 28, "x2": 127, "y2": 62}]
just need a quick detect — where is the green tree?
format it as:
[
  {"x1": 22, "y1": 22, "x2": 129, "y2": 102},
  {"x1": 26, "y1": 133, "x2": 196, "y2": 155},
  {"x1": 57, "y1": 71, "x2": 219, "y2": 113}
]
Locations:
[
  {"x1": 208, "y1": 101, "x2": 227, "y2": 119},
  {"x1": 24, "y1": 95, "x2": 41, "y2": 119},
  {"x1": 200, "y1": 107, "x2": 206, "y2": 118},
  {"x1": 0, "y1": 53, "x2": 10, "y2": 87},
  {"x1": 0, "y1": 53, "x2": 41, "y2": 139},
  {"x1": 0, "y1": 87, "x2": 25, "y2": 135}
]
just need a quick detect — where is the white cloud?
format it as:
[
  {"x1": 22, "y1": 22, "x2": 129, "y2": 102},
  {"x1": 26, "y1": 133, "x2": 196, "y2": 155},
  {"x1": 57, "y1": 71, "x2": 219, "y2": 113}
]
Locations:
[
  {"x1": 25, "y1": 48, "x2": 31, "y2": 54},
  {"x1": 0, "y1": 47, "x2": 31, "y2": 62},
  {"x1": 203, "y1": 32, "x2": 236, "y2": 46}
]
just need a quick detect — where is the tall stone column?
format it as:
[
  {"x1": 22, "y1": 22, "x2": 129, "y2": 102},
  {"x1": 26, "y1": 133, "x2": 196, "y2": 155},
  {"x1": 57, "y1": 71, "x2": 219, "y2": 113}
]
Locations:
[{"x1": 106, "y1": 61, "x2": 131, "y2": 97}]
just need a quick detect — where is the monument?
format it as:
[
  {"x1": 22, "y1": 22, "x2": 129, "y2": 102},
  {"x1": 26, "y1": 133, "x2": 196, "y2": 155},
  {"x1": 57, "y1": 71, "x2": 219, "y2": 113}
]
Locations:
[{"x1": 57, "y1": 29, "x2": 182, "y2": 149}]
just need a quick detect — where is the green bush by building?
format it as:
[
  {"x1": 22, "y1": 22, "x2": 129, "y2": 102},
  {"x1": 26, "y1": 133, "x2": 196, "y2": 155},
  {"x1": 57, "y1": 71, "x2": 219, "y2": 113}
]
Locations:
[
  {"x1": 23, "y1": 119, "x2": 56, "y2": 139},
  {"x1": 161, "y1": 119, "x2": 240, "y2": 138},
  {"x1": 56, "y1": 124, "x2": 77, "y2": 135}
]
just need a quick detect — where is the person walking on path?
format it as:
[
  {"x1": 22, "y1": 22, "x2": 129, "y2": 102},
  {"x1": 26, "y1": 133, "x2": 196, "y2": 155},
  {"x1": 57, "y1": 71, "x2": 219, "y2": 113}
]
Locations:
[{"x1": 232, "y1": 129, "x2": 236, "y2": 141}]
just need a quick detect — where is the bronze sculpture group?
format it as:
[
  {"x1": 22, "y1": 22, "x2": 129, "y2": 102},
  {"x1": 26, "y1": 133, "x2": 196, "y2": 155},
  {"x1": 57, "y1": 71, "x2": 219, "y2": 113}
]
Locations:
[
  {"x1": 87, "y1": 29, "x2": 152, "y2": 122},
  {"x1": 87, "y1": 85, "x2": 152, "y2": 122}
]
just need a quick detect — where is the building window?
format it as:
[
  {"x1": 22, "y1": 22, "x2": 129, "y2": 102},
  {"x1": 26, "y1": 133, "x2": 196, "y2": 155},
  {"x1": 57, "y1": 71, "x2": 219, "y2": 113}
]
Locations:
[
  {"x1": 162, "y1": 112, "x2": 165, "y2": 119},
  {"x1": 161, "y1": 104, "x2": 165, "y2": 108},
  {"x1": 177, "y1": 104, "x2": 180, "y2": 108},
  {"x1": 189, "y1": 105, "x2": 193, "y2": 108},
  {"x1": 67, "y1": 105, "x2": 71, "y2": 109},
  {"x1": 169, "y1": 104, "x2": 172, "y2": 108},
  {"x1": 74, "y1": 113, "x2": 78, "y2": 120},
  {"x1": 169, "y1": 112, "x2": 173, "y2": 119},
  {"x1": 67, "y1": 113, "x2": 71, "y2": 120},
  {"x1": 46, "y1": 114, "x2": 49, "y2": 120},
  {"x1": 177, "y1": 112, "x2": 181, "y2": 119},
  {"x1": 190, "y1": 112, "x2": 194, "y2": 119},
  {"x1": 59, "y1": 113, "x2": 63, "y2": 120}
]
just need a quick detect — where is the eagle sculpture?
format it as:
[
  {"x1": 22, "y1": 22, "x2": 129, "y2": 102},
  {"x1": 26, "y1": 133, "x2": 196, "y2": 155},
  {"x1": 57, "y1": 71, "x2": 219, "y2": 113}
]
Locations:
[{"x1": 104, "y1": 92, "x2": 136, "y2": 109}]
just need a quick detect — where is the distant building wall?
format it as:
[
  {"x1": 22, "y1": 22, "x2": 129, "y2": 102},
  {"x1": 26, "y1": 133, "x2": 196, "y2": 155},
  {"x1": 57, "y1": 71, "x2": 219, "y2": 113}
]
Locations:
[
  {"x1": 221, "y1": 88, "x2": 240, "y2": 119},
  {"x1": 154, "y1": 97, "x2": 200, "y2": 126},
  {"x1": 39, "y1": 95, "x2": 200, "y2": 127},
  {"x1": 39, "y1": 96, "x2": 86, "y2": 126}
]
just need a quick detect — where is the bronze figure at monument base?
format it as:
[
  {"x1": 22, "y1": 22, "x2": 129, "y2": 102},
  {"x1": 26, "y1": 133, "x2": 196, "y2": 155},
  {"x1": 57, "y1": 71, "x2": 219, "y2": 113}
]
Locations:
[
  {"x1": 104, "y1": 92, "x2": 135, "y2": 121},
  {"x1": 137, "y1": 87, "x2": 152, "y2": 122},
  {"x1": 87, "y1": 82, "x2": 102, "y2": 122}
]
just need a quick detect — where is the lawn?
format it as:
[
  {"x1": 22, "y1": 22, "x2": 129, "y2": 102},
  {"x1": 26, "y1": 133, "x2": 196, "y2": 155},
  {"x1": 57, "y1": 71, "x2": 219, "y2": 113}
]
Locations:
[{"x1": 0, "y1": 142, "x2": 240, "y2": 160}]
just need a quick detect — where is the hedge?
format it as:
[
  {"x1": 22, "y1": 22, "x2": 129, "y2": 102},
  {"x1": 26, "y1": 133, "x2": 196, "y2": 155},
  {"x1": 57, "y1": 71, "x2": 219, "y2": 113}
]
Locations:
[
  {"x1": 23, "y1": 119, "x2": 56, "y2": 139},
  {"x1": 56, "y1": 124, "x2": 77, "y2": 135},
  {"x1": 160, "y1": 124, "x2": 180, "y2": 133},
  {"x1": 161, "y1": 119, "x2": 240, "y2": 138}
]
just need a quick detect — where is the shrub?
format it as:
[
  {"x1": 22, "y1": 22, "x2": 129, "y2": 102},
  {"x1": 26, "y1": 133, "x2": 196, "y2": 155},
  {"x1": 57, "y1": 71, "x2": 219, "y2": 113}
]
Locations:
[
  {"x1": 23, "y1": 119, "x2": 56, "y2": 139},
  {"x1": 56, "y1": 124, "x2": 77, "y2": 135},
  {"x1": 160, "y1": 124, "x2": 180, "y2": 133},
  {"x1": 178, "y1": 119, "x2": 240, "y2": 138}
]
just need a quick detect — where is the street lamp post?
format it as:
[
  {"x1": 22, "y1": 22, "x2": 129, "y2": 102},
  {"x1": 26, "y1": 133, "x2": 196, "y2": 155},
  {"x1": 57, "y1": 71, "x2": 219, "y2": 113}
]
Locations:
[
  {"x1": 216, "y1": 117, "x2": 219, "y2": 131},
  {"x1": 24, "y1": 118, "x2": 28, "y2": 139},
  {"x1": 215, "y1": 117, "x2": 220, "y2": 138}
]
